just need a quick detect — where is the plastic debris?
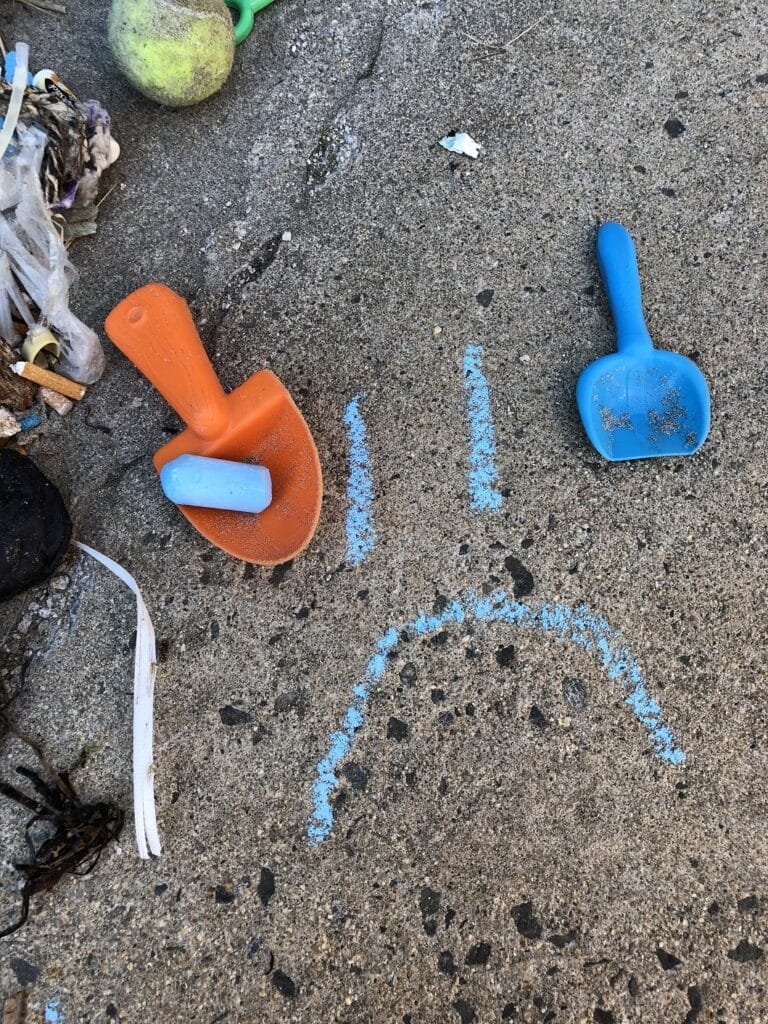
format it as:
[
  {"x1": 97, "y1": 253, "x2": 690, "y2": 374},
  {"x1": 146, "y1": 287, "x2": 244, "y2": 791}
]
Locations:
[
  {"x1": 0, "y1": 43, "x2": 29, "y2": 163},
  {"x1": 439, "y1": 131, "x2": 480, "y2": 159},
  {"x1": 0, "y1": 252, "x2": 35, "y2": 343},
  {"x1": 17, "y1": 410, "x2": 42, "y2": 431},
  {"x1": 20, "y1": 324, "x2": 61, "y2": 366},
  {"x1": 0, "y1": 44, "x2": 119, "y2": 384},
  {"x1": 75, "y1": 542, "x2": 161, "y2": 860},
  {"x1": 2, "y1": 54, "x2": 120, "y2": 220},
  {"x1": 0, "y1": 126, "x2": 104, "y2": 381}
]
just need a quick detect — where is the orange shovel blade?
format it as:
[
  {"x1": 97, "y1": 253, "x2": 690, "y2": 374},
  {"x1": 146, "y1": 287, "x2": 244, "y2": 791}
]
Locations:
[
  {"x1": 155, "y1": 372, "x2": 322, "y2": 565},
  {"x1": 106, "y1": 285, "x2": 322, "y2": 565}
]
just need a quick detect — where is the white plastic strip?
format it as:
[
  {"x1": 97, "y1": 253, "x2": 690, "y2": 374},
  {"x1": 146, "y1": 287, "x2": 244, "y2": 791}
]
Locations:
[
  {"x1": 0, "y1": 43, "x2": 29, "y2": 163},
  {"x1": 75, "y1": 542, "x2": 161, "y2": 859}
]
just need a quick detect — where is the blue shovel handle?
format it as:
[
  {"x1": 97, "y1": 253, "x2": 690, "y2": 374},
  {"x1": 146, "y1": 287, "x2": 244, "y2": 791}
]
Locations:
[{"x1": 597, "y1": 222, "x2": 653, "y2": 352}]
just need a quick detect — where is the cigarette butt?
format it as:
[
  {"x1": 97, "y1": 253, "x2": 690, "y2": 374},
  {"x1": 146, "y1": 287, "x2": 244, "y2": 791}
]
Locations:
[
  {"x1": 40, "y1": 387, "x2": 73, "y2": 415},
  {"x1": 11, "y1": 361, "x2": 86, "y2": 401}
]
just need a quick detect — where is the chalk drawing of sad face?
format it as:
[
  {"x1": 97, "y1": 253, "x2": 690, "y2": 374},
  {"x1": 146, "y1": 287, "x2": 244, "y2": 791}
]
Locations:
[
  {"x1": 298, "y1": 347, "x2": 697, "y2": 1021},
  {"x1": 310, "y1": 348, "x2": 684, "y2": 845},
  {"x1": 290, "y1": 346, "x2": 720, "y2": 1024}
]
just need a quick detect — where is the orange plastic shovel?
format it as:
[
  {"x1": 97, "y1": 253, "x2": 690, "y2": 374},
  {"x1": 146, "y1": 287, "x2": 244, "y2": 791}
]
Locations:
[{"x1": 105, "y1": 284, "x2": 322, "y2": 565}]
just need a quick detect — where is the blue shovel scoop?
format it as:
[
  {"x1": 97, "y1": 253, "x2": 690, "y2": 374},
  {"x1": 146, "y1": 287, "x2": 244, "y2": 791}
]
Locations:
[{"x1": 577, "y1": 222, "x2": 710, "y2": 461}]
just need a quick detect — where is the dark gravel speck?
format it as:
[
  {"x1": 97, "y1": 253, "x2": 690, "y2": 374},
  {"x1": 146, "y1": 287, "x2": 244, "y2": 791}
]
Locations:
[
  {"x1": 684, "y1": 985, "x2": 702, "y2": 1024},
  {"x1": 219, "y1": 704, "x2": 251, "y2": 726},
  {"x1": 257, "y1": 867, "x2": 275, "y2": 907},
  {"x1": 511, "y1": 901, "x2": 542, "y2": 939},
  {"x1": 215, "y1": 884, "x2": 236, "y2": 904},
  {"x1": 342, "y1": 761, "x2": 368, "y2": 789},
  {"x1": 728, "y1": 940, "x2": 763, "y2": 963},
  {"x1": 476, "y1": 288, "x2": 494, "y2": 308},
  {"x1": 424, "y1": 919, "x2": 437, "y2": 936},
  {"x1": 656, "y1": 947, "x2": 682, "y2": 970},
  {"x1": 400, "y1": 662, "x2": 417, "y2": 684},
  {"x1": 154, "y1": 883, "x2": 168, "y2": 896},
  {"x1": 496, "y1": 644, "x2": 516, "y2": 668},
  {"x1": 272, "y1": 969, "x2": 296, "y2": 997},
  {"x1": 664, "y1": 118, "x2": 686, "y2": 137},
  {"x1": 465, "y1": 941, "x2": 492, "y2": 966},
  {"x1": 549, "y1": 929, "x2": 578, "y2": 948},
  {"x1": 10, "y1": 958, "x2": 40, "y2": 986},
  {"x1": 274, "y1": 690, "x2": 302, "y2": 713},
  {"x1": 562, "y1": 676, "x2": 587, "y2": 710},
  {"x1": 453, "y1": 998, "x2": 476, "y2": 1023},
  {"x1": 594, "y1": 1010, "x2": 615, "y2": 1024},
  {"x1": 438, "y1": 950, "x2": 456, "y2": 974},
  {"x1": 529, "y1": 705, "x2": 548, "y2": 728},
  {"x1": 420, "y1": 886, "x2": 441, "y2": 916},
  {"x1": 737, "y1": 895, "x2": 759, "y2": 912},
  {"x1": 501, "y1": 1003, "x2": 516, "y2": 1020},
  {"x1": 504, "y1": 556, "x2": 534, "y2": 596},
  {"x1": 269, "y1": 559, "x2": 293, "y2": 585},
  {"x1": 387, "y1": 716, "x2": 409, "y2": 740}
]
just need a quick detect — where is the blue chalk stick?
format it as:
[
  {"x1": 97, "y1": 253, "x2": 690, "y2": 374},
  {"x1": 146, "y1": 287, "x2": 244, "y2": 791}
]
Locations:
[{"x1": 160, "y1": 455, "x2": 272, "y2": 514}]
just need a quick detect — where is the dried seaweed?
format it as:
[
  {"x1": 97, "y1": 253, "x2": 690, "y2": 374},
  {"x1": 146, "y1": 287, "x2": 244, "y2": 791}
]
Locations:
[{"x1": 0, "y1": 761, "x2": 123, "y2": 938}]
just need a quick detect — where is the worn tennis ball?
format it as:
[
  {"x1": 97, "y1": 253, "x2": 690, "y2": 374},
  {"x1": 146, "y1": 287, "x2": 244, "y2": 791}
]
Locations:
[{"x1": 108, "y1": 0, "x2": 235, "y2": 107}]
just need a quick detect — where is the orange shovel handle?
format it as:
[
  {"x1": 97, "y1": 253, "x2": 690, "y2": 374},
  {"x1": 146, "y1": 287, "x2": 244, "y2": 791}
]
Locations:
[{"x1": 105, "y1": 284, "x2": 229, "y2": 442}]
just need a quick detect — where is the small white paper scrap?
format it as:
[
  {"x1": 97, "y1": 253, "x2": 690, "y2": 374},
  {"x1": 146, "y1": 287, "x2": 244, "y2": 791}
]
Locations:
[{"x1": 439, "y1": 132, "x2": 480, "y2": 159}]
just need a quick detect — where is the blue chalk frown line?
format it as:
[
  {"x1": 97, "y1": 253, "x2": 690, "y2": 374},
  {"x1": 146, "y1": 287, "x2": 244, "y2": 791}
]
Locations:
[
  {"x1": 344, "y1": 395, "x2": 375, "y2": 567},
  {"x1": 307, "y1": 591, "x2": 685, "y2": 844},
  {"x1": 463, "y1": 344, "x2": 502, "y2": 513},
  {"x1": 45, "y1": 998, "x2": 63, "y2": 1024}
]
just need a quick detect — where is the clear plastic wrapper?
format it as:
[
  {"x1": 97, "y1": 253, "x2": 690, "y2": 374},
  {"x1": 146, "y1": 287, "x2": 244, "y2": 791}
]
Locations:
[{"x1": 0, "y1": 124, "x2": 104, "y2": 382}]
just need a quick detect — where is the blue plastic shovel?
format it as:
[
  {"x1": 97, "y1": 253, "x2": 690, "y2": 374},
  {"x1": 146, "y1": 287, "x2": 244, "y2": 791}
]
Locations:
[{"x1": 577, "y1": 222, "x2": 710, "y2": 461}]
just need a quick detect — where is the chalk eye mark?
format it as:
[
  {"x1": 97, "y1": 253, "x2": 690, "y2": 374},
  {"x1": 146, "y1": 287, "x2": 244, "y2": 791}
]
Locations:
[
  {"x1": 344, "y1": 394, "x2": 375, "y2": 567},
  {"x1": 343, "y1": 345, "x2": 501, "y2": 564},
  {"x1": 463, "y1": 344, "x2": 502, "y2": 513}
]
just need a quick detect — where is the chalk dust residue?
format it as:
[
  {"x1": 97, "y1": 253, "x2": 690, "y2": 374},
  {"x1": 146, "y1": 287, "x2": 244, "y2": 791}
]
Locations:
[
  {"x1": 648, "y1": 387, "x2": 685, "y2": 437},
  {"x1": 600, "y1": 407, "x2": 633, "y2": 433}
]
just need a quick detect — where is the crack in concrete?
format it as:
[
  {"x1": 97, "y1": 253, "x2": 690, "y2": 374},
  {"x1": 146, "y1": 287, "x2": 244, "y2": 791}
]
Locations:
[{"x1": 356, "y1": 14, "x2": 387, "y2": 82}]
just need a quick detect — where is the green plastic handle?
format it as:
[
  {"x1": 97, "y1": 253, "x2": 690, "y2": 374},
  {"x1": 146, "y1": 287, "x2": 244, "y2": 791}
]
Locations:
[{"x1": 225, "y1": 0, "x2": 279, "y2": 44}]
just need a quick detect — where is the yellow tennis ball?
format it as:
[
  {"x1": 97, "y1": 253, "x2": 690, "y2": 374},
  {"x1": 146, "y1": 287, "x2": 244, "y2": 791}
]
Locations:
[{"x1": 109, "y1": 0, "x2": 235, "y2": 108}]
